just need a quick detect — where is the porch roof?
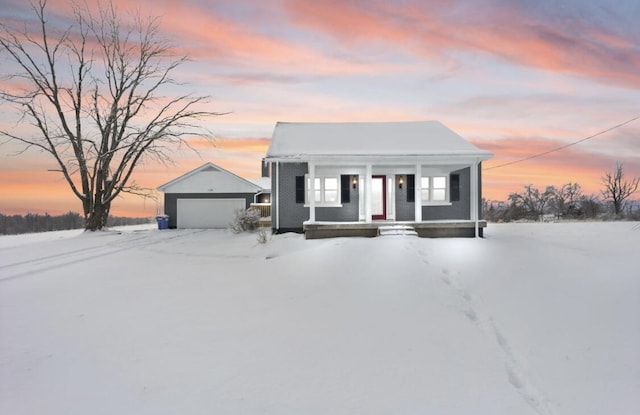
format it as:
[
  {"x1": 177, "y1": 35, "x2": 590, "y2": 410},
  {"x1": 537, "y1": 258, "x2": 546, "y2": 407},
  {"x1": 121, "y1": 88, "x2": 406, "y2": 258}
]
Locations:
[{"x1": 266, "y1": 121, "x2": 493, "y2": 162}]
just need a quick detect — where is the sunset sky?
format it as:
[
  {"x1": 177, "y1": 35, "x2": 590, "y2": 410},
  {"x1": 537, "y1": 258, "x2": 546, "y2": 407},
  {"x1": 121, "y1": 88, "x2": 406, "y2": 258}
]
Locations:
[{"x1": 1, "y1": 0, "x2": 639, "y2": 217}]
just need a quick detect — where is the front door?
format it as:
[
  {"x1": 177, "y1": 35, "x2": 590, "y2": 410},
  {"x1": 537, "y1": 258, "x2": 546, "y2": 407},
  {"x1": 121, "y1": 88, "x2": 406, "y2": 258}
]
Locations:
[{"x1": 372, "y1": 175, "x2": 387, "y2": 220}]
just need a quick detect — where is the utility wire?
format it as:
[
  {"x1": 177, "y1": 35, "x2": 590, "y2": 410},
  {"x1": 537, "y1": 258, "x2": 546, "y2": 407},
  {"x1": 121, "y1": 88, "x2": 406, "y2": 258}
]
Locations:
[{"x1": 484, "y1": 115, "x2": 640, "y2": 171}]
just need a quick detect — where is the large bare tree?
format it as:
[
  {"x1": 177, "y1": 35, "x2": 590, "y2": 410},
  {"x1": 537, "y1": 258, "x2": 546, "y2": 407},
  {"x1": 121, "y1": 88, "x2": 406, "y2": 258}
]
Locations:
[
  {"x1": 601, "y1": 162, "x2": 639, "y2": 217},
  {"x1": 0, "y1": 0, "x2": 222, "y2": 230}
]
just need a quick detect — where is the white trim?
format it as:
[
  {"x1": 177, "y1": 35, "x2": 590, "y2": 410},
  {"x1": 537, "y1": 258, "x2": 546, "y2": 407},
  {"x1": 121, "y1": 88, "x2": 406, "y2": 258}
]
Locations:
[
  {"x1": 358, "y1": 174, "x2": 365, "y2": 221},
  {"x1": 271, "y1": 162, "x2": 280, "y2": 229},
  {"x1": 265, "y1": 154, "x2": 492, "y2": 165},
  {"x1": 309, "y1": 162, "x2": 316, "y2": 223},
  {"x1": 387, "y1": 176, "x2": 395, "y2": 221},
  {"x1": 365, "y1": 164, "x2": 372, "y2": 223},
  {"x1": 304, "y1": 174, "x2": 342, "y2": 207},
  {"x1": 422, "y1": 202, "x2": 453, "y2": 206},
  {"x1": 304, "y1": 204, "x2": 343, "y2": 208},
  {"x1": 471, "y1": 160, "x2": 479, "y2": 237},
  {"x1": 420, "y1": 175, "x2": 449, "y2": 205},
  {"x1": 415, "y1": 164, "x2": 422, "y2": 222},
  {"x1": 157, "y1": 162, "x2": 263, "y2": 193}
]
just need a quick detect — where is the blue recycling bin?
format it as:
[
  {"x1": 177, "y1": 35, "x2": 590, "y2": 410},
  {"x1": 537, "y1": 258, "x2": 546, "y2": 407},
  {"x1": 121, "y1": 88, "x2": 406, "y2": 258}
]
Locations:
[{"x1": 156, "y1": 215, "x2": 169, "y2": 230}]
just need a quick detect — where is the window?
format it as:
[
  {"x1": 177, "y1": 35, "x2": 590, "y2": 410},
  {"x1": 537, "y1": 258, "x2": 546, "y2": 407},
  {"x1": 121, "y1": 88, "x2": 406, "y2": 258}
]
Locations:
[
  {"x1": 420, "y1": 175, "x2": 448, "y2": 203},
  {"x1": 306, "y1": 176, "x2": 341, "y2": 205},
  {"x1": 296, "y1": 175, "x2": 351, "y2": 205},
  {"x1": 433, "y1": 176, "x2": 447, "y2": 201}
]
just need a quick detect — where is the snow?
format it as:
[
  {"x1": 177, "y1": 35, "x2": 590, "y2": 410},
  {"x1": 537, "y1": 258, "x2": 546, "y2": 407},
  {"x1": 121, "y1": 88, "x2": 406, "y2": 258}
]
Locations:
[
  {"x1": 1, "y1": 222, "x2": 639, "y2": 415},
  {"x1": 157, "y1": 162, "x2": 264, "y2": 193},
  {"x1": 266, "y1": 121, "x2": 494, "y2": 159}
]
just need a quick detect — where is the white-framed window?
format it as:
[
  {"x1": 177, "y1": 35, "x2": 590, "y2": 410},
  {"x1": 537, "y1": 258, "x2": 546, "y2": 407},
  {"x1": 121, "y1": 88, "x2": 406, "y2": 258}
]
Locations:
[
  {"x1": 306, "y1": 175, "x2": 340, "y2": 205},
  {"x1": 421, "y1": 175, "x2": 448, "y2": 203}
]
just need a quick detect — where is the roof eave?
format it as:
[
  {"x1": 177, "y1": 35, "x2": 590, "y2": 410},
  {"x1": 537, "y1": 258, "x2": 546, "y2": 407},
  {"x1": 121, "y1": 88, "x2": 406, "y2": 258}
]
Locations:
[{"x1": 265, "y1": 152, "x2": 494, "y2": 164}]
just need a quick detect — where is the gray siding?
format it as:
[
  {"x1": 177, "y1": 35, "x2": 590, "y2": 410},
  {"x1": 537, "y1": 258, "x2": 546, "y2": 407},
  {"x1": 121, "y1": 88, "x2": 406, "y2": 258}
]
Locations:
[
  {"x1": 273, "y1": 162, "x2": 308, "y2": 232},
  {"x1": 273, "y1": 162, "x2": 360, "y2": 232},
  {"x1": 317, "y1": 180, "x2": 359, "y2": 222},
  {"x1": 394, "y1": 167, "x2": 472, "y2": 221},
  {"x1": 478, "y1": 163, "x2": 483, "y2": 220},
  {"x1": 395, "y1": 180, "x2": 415, "y2": 221},
  {"x1": 164, "y1": 192, "x2": 255, "y2": 228},
  {"x1": 273, "y1": 163, "x2": 480, "y2": 230},
  {"x1": 422, "y1": 167, "x2": 471, "y2": 220}
]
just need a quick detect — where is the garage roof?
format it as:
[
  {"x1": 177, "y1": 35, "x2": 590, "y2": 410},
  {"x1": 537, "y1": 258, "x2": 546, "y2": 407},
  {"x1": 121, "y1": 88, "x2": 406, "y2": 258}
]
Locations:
[{"x1": 157, "y1": 162, "x2": 266, "y2": 194}]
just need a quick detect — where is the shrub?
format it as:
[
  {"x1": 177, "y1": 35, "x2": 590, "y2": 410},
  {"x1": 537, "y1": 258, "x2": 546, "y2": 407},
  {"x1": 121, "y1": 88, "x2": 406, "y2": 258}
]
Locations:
[
  {"x1": 230, "y1": 208, "x2": 260, "y2": 233},
  {"x1": 256, "y1": 227, "x2": 269, "y2": 244}
]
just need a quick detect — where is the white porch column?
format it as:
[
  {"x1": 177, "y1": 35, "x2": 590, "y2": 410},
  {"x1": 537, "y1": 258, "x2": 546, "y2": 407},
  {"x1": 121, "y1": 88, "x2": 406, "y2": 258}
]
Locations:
[
  {"x1": 470, "y1": 160, "x2": 479, "y2": 237},
  {"x1": 365, "y1": 163, "x2": 372, "y2": 223},
  {"x1": 274, "y1": 162, "x2": 279, "y2": 230},
  {"x1": 308, "y1": 161, "x2": 316, "y2": 223},
  {"x1": 414, "y1": 164, "x2": 422, "y2": 222}
]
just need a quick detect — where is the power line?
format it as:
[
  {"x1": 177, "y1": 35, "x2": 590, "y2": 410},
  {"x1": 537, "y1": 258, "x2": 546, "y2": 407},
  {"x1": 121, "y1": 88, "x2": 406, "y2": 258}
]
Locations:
[{"x1": 484, "y1": 115, "x2": 640, "y2": 171}]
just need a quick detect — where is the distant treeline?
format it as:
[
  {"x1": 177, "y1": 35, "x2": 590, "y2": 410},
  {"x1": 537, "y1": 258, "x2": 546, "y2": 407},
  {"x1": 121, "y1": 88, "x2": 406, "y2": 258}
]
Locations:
[
  {"x1": 0, "y1": 212, "x2": 153, "y2": 235},
  {"x1": 483, "y1": 182, "x2": 640, "y2": 223}
]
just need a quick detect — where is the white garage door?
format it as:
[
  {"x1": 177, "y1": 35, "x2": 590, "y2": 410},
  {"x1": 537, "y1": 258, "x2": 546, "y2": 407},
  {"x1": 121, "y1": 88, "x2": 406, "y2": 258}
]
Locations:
[{"x1": 177, "y1": 198, "x2": 245, "y2": 229}]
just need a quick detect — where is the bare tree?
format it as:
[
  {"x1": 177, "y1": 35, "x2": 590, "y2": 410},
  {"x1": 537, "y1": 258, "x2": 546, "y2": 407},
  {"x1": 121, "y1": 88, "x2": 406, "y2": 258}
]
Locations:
[
  {"x1": 601, "y1": 162, "x2": 640, "y2": 217},
  {"x1": 550, "y1": 182, "x2": 582, "y2": 219},
  {"x1": 0, "y1": 0, "x2": 222, "y2": 230},
  {"x1": 508, "y1": 184, "x2": 555, "y2": 221}
]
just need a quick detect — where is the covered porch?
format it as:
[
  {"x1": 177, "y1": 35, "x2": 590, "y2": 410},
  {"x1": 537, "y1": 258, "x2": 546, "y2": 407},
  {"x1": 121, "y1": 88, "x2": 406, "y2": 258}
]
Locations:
[{"x1": 298, "y1": 158, "x2": 485, "y2": 238}]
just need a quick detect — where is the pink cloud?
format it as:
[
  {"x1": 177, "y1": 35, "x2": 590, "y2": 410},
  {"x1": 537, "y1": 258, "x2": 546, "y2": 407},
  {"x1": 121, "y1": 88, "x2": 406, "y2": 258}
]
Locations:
[
  {"x1": 478, "y1": 135, "x2": 640, "y2": 201},
  {"x1": 284, "y1": 0, "x2": 640, "y2": 88}
]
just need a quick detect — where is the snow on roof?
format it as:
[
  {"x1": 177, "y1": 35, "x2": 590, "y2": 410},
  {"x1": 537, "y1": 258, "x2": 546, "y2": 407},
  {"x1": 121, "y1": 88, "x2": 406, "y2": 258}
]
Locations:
[
  {"x1": 266, "y1": 121, "x2": 493, "y2": 160},
  {"x1": 157, "y1": 162, "x2": 265, "y2": 193},
  {"x1": 247, "y1": 177, "x2": 271, "y2": 191}
]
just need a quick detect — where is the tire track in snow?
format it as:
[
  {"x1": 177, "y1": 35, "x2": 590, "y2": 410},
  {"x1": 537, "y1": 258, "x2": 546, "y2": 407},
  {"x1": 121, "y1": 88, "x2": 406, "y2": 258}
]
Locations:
[
  {"x1": 411, "y1": 241, "x2": 556, "y2": 415},
  {"x1": 0, "y1": 244, "x2": 108, "y2": 269},
  {"x1": 0, "y1": 229, "x2": 206, "y2": 282}
]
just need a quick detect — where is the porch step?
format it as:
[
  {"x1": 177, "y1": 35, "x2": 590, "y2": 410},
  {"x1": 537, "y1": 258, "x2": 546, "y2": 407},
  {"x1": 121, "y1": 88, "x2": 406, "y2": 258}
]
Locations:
[{"x1": 377, "y1": 225, "x2": 418, "y2": 237}]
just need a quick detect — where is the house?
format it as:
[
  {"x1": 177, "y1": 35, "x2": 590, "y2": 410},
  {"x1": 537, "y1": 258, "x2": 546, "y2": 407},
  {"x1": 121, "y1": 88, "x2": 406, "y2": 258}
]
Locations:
[
  {"x1": 264, "y1": 121, "x2": 493, "y2": 238},
  {"x1": 157, "y1": 162, "x2": 270, "y2": 229}
]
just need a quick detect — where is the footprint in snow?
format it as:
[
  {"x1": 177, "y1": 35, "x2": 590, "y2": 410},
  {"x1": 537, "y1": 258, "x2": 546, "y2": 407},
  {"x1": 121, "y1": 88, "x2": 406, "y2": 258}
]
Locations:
[
  {"x1": 417, "y1": 249, "x2": 430, "y2": 264},
  {"x1": 505, "y1": 364, "x2": 523, "y2": 389},
  {"x1": 464, "y1": 308, "x2": 478, "y2": 322},
  {"x1": 494, "y1": 326, "x2": 509, "y2": 349}
]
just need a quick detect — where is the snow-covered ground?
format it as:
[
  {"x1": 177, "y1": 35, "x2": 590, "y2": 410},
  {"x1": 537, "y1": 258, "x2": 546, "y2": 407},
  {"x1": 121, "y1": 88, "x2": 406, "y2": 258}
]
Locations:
[{"x1": 1, "y1": 222, "x2": 638, "y2": 415}]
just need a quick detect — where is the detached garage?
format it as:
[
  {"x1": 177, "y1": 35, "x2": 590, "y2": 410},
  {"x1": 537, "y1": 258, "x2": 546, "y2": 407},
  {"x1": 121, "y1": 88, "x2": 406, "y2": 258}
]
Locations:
[{"x1": 157, "y1": 162, "x2": 269, "y2": 229}]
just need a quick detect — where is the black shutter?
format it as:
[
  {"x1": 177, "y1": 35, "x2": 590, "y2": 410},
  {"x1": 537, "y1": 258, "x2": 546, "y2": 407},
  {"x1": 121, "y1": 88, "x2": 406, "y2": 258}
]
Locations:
[
  {"x1": 450, "y1": 174, "x2": 460, "y2": 202},
  {"x1": 340, "y1": 175, "x2": 350, "y2": 203},
  {"x1": 295, "y1": 176, "x2": 305, "y2": 203},
  {"x1": 407, "y1": 175, "x2": 415, "y2": 202}
]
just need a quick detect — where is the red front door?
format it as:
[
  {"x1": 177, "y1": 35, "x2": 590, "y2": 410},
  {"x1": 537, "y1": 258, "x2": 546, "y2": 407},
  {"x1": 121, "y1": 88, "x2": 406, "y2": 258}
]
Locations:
[{"x1": 372, "y1": 175, "x2": 387, "y2": 220}]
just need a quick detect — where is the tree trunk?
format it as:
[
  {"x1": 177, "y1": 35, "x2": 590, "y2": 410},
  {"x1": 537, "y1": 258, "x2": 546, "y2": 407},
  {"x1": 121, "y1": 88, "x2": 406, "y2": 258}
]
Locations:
[{"x1": 85, "y1": 200, "x2": 110, "y2": 231}]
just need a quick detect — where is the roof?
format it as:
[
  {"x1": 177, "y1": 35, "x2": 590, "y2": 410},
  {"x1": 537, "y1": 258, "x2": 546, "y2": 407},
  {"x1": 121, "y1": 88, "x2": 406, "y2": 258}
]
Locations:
[
  {"x1": 247, "y1": 177, "x2": 271, "y2": 191},
  {"x1": 265, "y1": 121, "x2": 493, "y2": 161},
  {"x1": 157, "y1": 162, "x2": 266, "y2": 194}
]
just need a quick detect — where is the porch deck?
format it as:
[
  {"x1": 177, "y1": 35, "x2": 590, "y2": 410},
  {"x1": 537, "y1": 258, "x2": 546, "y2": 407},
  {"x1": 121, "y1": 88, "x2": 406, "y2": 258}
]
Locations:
[{"x1": 303, "y1": 220, "x2": 487, "y2": 239}]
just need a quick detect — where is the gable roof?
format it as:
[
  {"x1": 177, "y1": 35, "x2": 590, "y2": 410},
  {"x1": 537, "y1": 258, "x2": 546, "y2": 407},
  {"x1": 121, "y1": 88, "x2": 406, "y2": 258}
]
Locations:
[
  {"x1": 157, "y1": 162, "x2": 265, "y2": 194},
  {"x1": 265, "y1": 121, "x2": 493, "y2": 161}
]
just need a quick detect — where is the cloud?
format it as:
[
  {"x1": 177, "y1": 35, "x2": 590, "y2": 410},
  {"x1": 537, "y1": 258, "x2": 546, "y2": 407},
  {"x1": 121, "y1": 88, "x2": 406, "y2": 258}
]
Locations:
[
  {"x1": 186, "y1": 136, "x2": 270, "y2": 153},
  {"x1": 478, "y1": 133, "x2": 640, "y2": 200},
  {"x1": 284, "y1": 0, "x2": 640, "y2": 88}
]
